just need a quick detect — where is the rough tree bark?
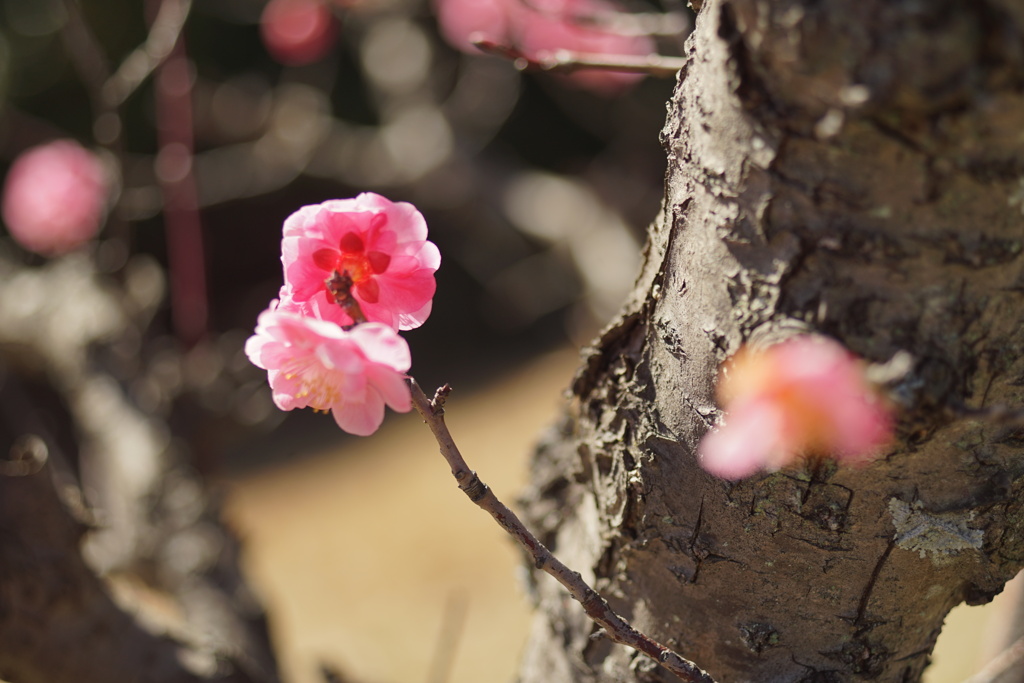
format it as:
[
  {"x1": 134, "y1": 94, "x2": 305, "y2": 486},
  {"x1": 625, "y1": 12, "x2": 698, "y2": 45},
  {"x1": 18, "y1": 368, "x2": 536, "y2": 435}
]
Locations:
[{"x1": 518, "y1": 1, "x2": 1024, "y2": 681}]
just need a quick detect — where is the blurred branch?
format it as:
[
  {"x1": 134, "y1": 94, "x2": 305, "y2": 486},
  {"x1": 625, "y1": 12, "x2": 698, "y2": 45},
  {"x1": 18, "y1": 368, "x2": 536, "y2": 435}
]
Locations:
[
  {"x1": 516, "y1": 0, "x2": 690, "y2": 37},
  {"x1": 0, "y1": 253, "x2": 280, "y2": 682},
  {"x1": 426, "y1": 594, "x2": 468, "y2": 683},
  {"x1": 585, "y1": 9, "x2": 690, "y2": 37},
  {"x1": 59, "y1": 0, "x2": 113, "y2": 106},
  {"x1": 961, "y1": 633, "x2": 1024, "y2": 683},
  {"x1": 473, "y1": 38, "x2": 686, "y2": 78},
  {"x1": 153, "y1": 0, "x2": 207, "y2": 346},
  {"x1": 408, "y1": 380, "x2": 715, "y2": 683},
  {"x1": 103, "y1": 0, "x2": 194, "y2": 107}
]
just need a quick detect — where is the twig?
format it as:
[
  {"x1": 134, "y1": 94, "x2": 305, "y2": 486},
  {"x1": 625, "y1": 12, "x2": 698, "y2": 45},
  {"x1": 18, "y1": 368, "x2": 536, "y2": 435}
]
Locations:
[
  {"x1": 473, "y1": 38, "x2": 686, "y2": 78},
  {"x1": 408, "y1": 379, "x2": 715, "y2": 683},
  {"x1": 961, "y1": 632, "x2": 1024, "y2": 683},
  {"x1": 326, "y1": 270, "x2": 368, "y2": 325}
]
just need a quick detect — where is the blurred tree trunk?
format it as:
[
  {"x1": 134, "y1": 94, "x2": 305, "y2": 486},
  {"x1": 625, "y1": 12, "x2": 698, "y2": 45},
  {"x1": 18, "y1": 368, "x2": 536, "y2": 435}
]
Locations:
[
  {"x1": 518, "y1": 1, "x2": 1024, "y2": 681},
  {"x1": 0, "y1": 256, "x2": 279, "y2": 683}
]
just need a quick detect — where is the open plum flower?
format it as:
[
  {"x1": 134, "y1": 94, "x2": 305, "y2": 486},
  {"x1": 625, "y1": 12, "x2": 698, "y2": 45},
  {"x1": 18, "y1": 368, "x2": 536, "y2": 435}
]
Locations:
[
  {"x1": 245, "y1": 304, "x2": 412, "y2": 436},
  {"x1": 698, "y1": 335, "x2": 892, "y2": 480},
  {"x1": 281, "y1": 193, "x2": 440, "y2": 330}
]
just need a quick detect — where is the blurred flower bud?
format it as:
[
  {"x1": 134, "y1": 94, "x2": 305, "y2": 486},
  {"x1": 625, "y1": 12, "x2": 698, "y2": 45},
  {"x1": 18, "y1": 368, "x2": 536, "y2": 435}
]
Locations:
[
  {"x1": 260, "y1": 0, "x2": 339, "y2": 66},
  {"x1": 1, "y1": 139, "x2": 109, "y2": 256}
]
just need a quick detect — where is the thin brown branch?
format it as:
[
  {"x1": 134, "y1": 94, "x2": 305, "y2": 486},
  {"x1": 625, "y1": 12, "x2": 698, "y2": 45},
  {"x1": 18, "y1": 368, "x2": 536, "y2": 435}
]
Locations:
[
  {"x1": 473, "y1": 38, "x2": 686, "y2": 78},
  {"x1": 407, "y1": 379, "x2": 716, "y2": 683},
  {"x1": 326, "y1": 270, "x2": 368, "y2": 325}
]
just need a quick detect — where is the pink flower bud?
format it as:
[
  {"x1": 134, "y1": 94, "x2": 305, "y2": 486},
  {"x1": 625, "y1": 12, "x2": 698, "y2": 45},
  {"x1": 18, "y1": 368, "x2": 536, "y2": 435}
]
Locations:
[
  {"x1": 245, "y1": 304, "x2": 412, "y2": 436},
  {"x1": 2, "y1": 140, "x2": 109, "y2": 256},
  {"x1": 260, "y1": 0, "x2": 339, "y2": 66},
  {"x1": 281, "y1": 193, "x2": 440, "y2": 331},
  {"x1": 698, "y1": 336, "x2": 893, "y2": 480}
]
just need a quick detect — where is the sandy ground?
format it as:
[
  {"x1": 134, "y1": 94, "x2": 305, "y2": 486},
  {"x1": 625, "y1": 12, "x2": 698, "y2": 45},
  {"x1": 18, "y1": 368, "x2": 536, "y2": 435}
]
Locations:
[{"x1": 226, "y1": 348, "x2": 1019, "y2": 683}]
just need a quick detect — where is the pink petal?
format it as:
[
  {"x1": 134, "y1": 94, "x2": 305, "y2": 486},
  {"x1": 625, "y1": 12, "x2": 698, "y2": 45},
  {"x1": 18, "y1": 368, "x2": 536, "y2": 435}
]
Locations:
[
  {"x1": 366, "y1": 364, "x2": 412, "y2": 413},
  {"x1": 244, "y1": 334, "x2": 271, "y2": 370},
  {"x1": 282, "y1": 203, "x2": 324, "y2": 237},
  {"x1": 397, "y1": 300, "x2": 433, "y2": 331},
  {"x1": 349, "y1": 323, "x2": 412, "y2": 370},
  {"x1": 332, "y1": 390, "x2": 386, "y2": 436},
  {"x1": 699, "y1": 401, "x2": 791, "y2": 480}
]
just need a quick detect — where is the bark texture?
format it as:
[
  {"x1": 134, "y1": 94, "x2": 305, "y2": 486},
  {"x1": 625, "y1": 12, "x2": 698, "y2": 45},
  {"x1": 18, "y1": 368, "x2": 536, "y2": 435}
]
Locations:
[{"x1": 518, "y1": 1, "x2": 1024, "y2": 681}]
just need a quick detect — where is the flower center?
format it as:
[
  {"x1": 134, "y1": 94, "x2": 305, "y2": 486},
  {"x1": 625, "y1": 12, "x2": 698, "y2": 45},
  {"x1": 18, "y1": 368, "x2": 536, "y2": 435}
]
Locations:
[
  {"x1": 284, "y1": 357, "x2": 342, "y2": 409},
  {"x1": 312, "y1": 231, "x2": 392, "y2": 304}
]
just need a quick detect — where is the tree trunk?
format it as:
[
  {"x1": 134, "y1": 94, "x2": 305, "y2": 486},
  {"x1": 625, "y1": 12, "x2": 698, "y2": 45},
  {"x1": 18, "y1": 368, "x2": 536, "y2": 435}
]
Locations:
[{"x1": 518, "y1": 1, "x2": 1024, "y2": 681}]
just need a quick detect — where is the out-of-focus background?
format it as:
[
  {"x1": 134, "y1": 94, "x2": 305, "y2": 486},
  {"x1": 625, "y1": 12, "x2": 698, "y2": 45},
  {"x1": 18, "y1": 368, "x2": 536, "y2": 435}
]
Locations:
[
  {"x1": 0, "y1": 0, "x2": 1016, "y2": 681},
  {"x1": 0, "y1": 0, "x2": 680, "y2": 466}
]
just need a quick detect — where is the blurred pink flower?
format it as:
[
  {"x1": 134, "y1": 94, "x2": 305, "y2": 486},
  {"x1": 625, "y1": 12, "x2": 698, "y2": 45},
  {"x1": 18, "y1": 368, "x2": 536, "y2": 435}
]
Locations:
[
  {"x1": 434, "y1": 0, "x2": 511, "y2": 53},
  {"x1": 281, "y1": 193, "x2": 440, "y2": 330},
  {"x1": 698, "y1": 336, "x2": 892, "y2": 480},
  {"x1": 432, "y1": 0, "x2": 654, "y2": 94},
  {"x1": 260, "y1": 0, "x2": 339, "y2": 66},
  {"x1": 1, "y1": 139, "x2": 108, "y2": 256},
  {"x1": 245, "y1": 304, "x2": 412, "y2": 435},
  {"x1": 514, "y1": 0, "x2": 655, "y2": 94}
]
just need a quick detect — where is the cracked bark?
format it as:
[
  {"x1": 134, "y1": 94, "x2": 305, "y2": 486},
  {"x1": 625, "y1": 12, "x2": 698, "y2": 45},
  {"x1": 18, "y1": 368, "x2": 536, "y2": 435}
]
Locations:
[{"x1": 518, "y1": 1, "x2": 1024, "y2": 681}]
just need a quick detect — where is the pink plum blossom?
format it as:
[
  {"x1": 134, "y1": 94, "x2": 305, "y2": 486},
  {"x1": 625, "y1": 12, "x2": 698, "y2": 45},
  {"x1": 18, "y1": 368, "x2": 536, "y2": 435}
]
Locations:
[
  {"x1": 698, "y1": 336, "x2": 892, "y2": 480},
  {"x1": 260, "y1": 0, "x2": 339, "y2": 66},
  {"x1": 245, "y1": 304, "x2": 412, "y2": 435},
  {"x1": 281, "y1": 193, "x2": 440, "y2": 331},
  {"x1": 432, "y1": 0, "x2": 654, "y2": 94},
  {"x1": 1, "y1": 139, "x2": 109, "y2": 256}
]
